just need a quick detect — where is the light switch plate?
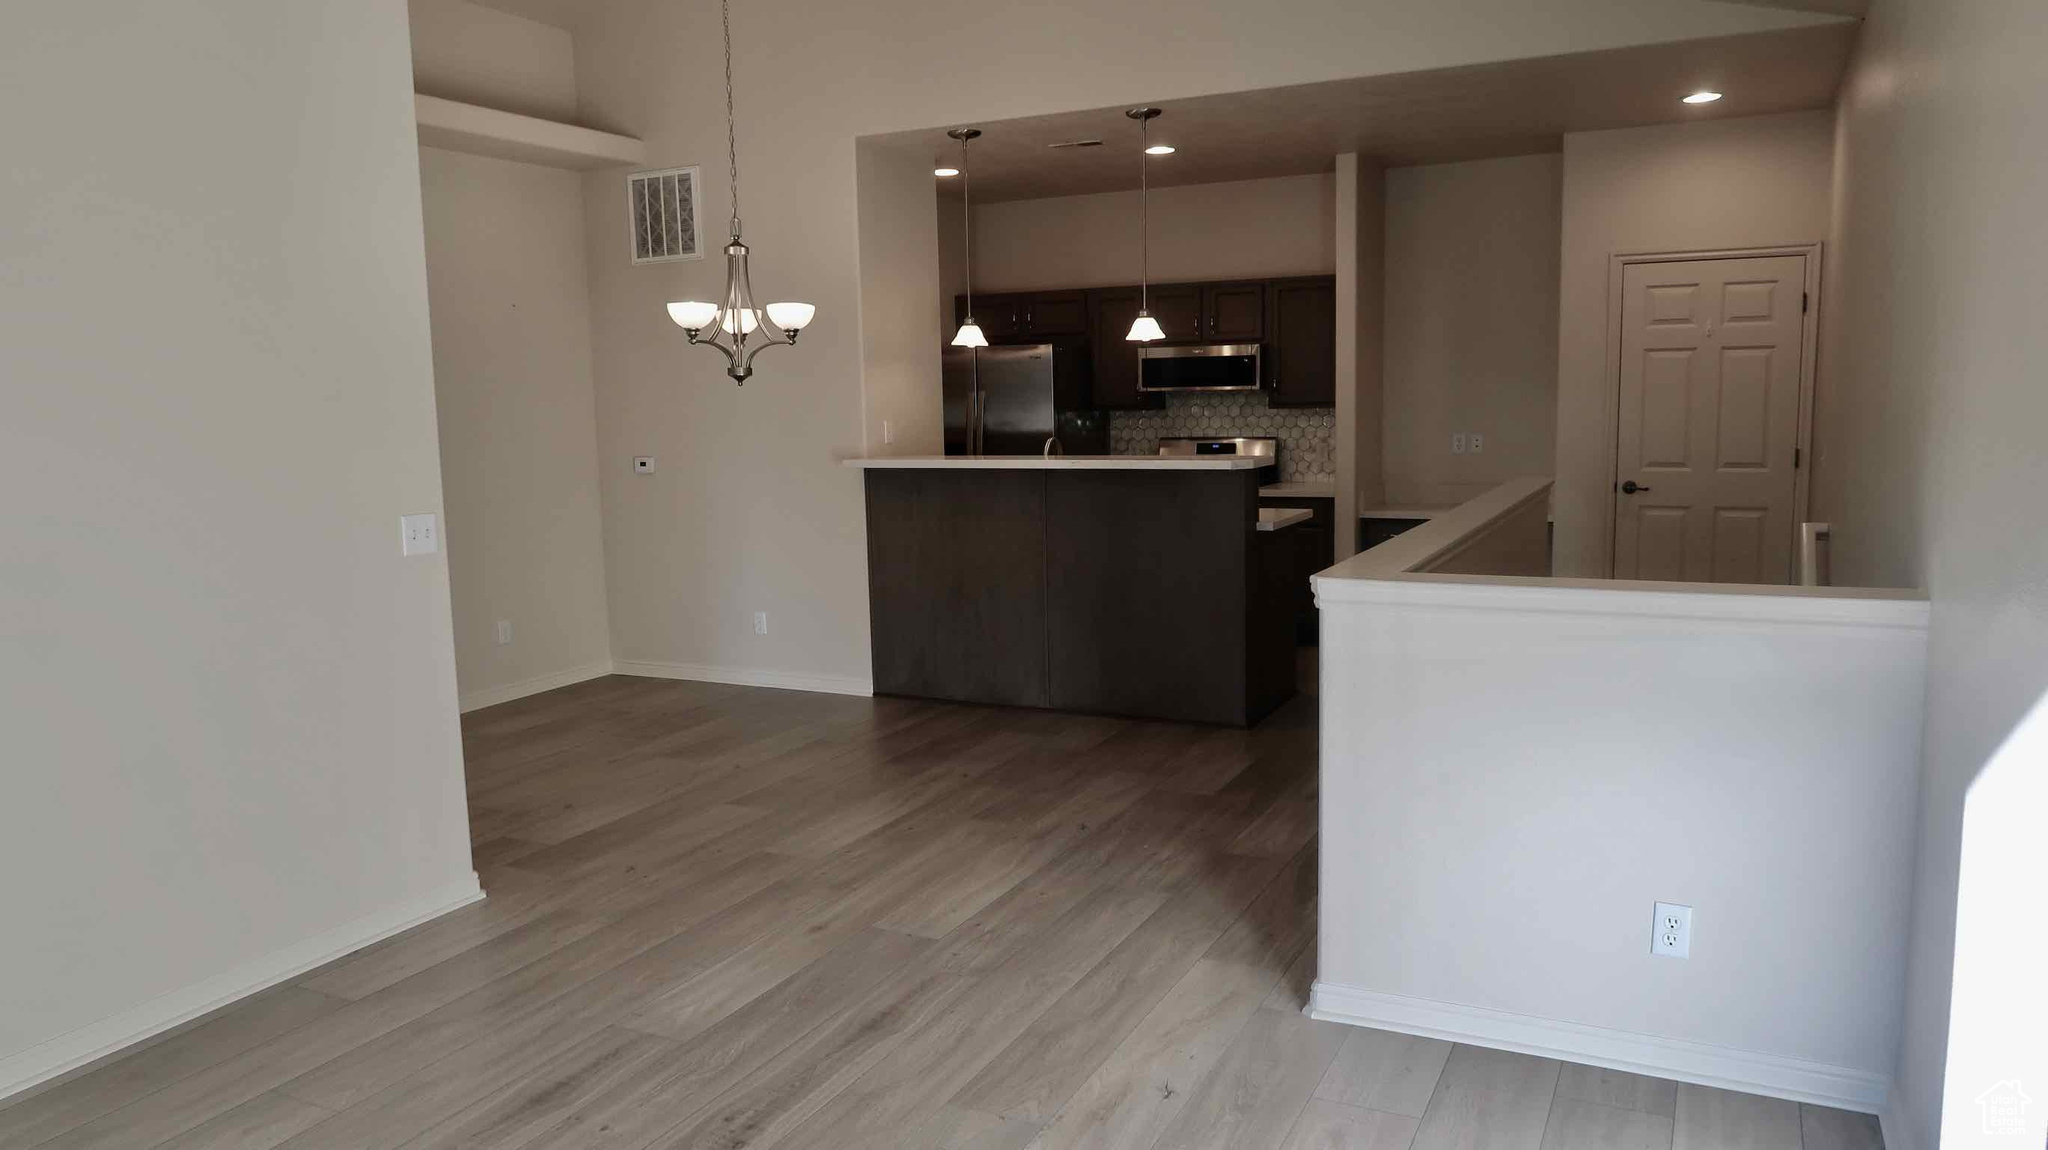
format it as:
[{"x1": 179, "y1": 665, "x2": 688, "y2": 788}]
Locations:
[
  {"x1": 400, "y1": 513, "x2": 439, "y2": 557},
  {"x1": 633, "y1": 456, "x2": 655, "y2": 474},
  {"x1": 1468, "y1": 432, "x2": 1485, "y2": 454}
]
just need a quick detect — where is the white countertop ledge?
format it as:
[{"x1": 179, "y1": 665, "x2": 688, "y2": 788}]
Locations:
[
  {"x1": 1257, "y1": 507, "x2": 1314, "y2": 532},
  {"x1": 844, "y1": 455, "x2": 1265, "y2": 470}
]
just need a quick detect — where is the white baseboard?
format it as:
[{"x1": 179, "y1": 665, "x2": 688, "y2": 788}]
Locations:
[
  {"x1": 612, "y1": 659, "x2": 873, "y2": 698},
  {"x1": 1308, "y1": 981, "x2": 1889, "y2": 1114},
  {"x1": 459, "y1": 659, "x2": 616, "y2": 712},
  {"x1": 0, "y1": 874, "x2": 485, "y2": 1104}
]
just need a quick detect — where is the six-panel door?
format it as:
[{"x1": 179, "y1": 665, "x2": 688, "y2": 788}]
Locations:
[{"x1": 1612, "y1": 255, "x2": 1807, "y2": 583}]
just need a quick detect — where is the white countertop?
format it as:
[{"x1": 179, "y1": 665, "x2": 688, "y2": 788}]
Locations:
[
  {"x1": 845, "y1": 455, "x2": 1264, "y2": 471},
  {"x1": 1258, "y1": 482, "x2": 1335, "y2": 499},
  {"x1": 1256, "y1": 507, "x2": 1314, "y2": 532}
]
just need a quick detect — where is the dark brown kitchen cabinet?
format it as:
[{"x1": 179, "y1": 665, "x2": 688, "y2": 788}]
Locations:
[
  {"x1": 962, "y1": 294, "x2": 1024, "y2": 340},
  {"x1": 954, "y1": 290, "x2": 1090, "y2": 341},
  {"x1": 1085, "y1": 288, "x2": 1157, "y2": 410},
  {"x1": 1146, "y1": 284, "x2": 1204, "y2": 343},
  {"x1": 1202, "y1": 281, "x2": 1266, "y2": 341},
  {"x1": 1267, "y1": 276, "x2": 1337, "y2": 406},
  {"x1": 1017, "y1": 291, "x2": 1089, "y2": 337}
]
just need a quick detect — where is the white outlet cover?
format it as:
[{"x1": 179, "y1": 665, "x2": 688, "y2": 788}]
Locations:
[
  {"x1": 400, "y1": 513, "x2": 439, "y2": 557},
  {"x1": 753, "y1": 611, "x2": 769, "y2": 635},
  {"x1": 494, "y1": 620, "x2": 513, "y2": 646},
  {"x1": 1652, "y1": 902, "x2": 1693, "y2": 959},
  {"x1": 1451, "y1": 432, "x2": 1467, "y2": 455}
]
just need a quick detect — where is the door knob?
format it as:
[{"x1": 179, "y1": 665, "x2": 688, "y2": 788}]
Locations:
[{"x1": 1621, "y1": 480, "x2": 1651, "y2": 494}]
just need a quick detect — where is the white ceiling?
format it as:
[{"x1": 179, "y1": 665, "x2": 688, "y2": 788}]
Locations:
[{"x1": 875, "y1": 22, "x2": 1856, "y2": 203}]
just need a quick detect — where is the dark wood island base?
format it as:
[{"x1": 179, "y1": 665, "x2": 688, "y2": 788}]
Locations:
[{"x1": 853, "y1": 458, "x2": 1297, "y2": 727}]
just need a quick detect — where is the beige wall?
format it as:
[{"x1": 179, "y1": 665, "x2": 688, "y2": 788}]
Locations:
[
  {"x1": 1383, "y1": 153, "x2": 1562, "y2": 508},
  {"x1": 419, "y1": 146, "x2": 614, "y2": 708},
  {"x1": 409, "y1": 0, "x2": 577, "y2": 121},
  {"x1": 1551, "y1": 110, "x2": 1836, "y2": 577},
  {"x1": 0, "y1": 0, "x2": 474, "y2": 1095},
  {"x1": 567, "y1": 0, "x2": 1848, "y2": 692},
  {"x1": 968, "y1": 173, "x2": 1337, "y2": 292},
  {"x1": 856, "y1": 141, "x2": 946, "y2": 457},
  {"x1": 1817, "y1": 1, "x2": 2048, "y2": 1146}
]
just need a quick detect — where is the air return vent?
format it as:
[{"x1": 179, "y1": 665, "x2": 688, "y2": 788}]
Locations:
[
  {"x1": 627, "y1": 165, "x2": 700, "y2": 264},
  {"x1": 1047, "y1": 139, "x2": 1104, "y2": 149}
]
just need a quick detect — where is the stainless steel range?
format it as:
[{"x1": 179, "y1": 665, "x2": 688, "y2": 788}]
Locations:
[{"x1": 1157, "y1": 436, "x2": 1279, "y2": 486}]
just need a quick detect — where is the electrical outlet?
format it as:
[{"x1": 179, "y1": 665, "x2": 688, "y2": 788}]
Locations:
[
  {"x1": 1652, "y1": 902, "x2": 1693, "y2": 958},
  {"x1": 1468, "y1": 432, "x2": 1485, "y2": 455},
  {"x1": 494, "y1": 619, "x2": 513, "y2": 646},
  {"x1": 883, "y1": 420, "x2": 894, "y2": 446},
  {"x1": 400, "y1": 513, "x2": 439, "y2": 557},
  {"x1": 633, "y1": 456, "x2": 655, "y2": 474},
  {"x1": 753, "y1": 611, "x2": 769, "y2": 636},
  {"x1": 1451, "y1": 432, "x2": 1468, "y2": 455}
]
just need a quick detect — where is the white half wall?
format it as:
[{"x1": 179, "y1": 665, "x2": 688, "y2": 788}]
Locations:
[
  {"x1": 1551, "y1": 110, "x2": 1836, "y2": 578},
  {"x1": 1313, "y1": 545, "x2": 1928, "y2": 1109},
  {"x1": 419, "y1": 146, "x2": 615, "y2": 711},
  {"x1": 0, "y1": 0, "x2": 476, "y2": 1098},
  {"x1": 1812, "y1": 1, "x2": 2048, "y2": 1146}
]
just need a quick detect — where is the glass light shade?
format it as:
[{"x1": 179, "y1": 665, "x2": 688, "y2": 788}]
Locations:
[
  {"x1": 765, "y1": 302, "x2": 816, "y2": 331},
  {"x1": 667, "y1": 301, "x2": 720, "y2": 330},
  {"x1": 951, "y1": 321, "x2": 989, "y2": 348},
  {"x1": 1683, "y1": 91, "x2": 1723, "y2": 104},
  {"x1": 1125, "y1": 312, "x2": 1165, "y2": 342},
  {"x1": 1144, "y1": 145, "x2": 1175, "y2": 155},
  {"x1": 718, "y1": 307, "x2": 760, "y2": 335}
]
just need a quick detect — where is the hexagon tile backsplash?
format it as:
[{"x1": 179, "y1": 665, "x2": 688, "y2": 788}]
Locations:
[{"x1": 1108, "y1": 392, "x2": 1335, "y2": 484}]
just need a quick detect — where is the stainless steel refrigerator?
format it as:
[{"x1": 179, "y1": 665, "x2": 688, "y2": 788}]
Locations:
[{"x1": 943, "y1": 343, "x2": 1107, "y2": 456}]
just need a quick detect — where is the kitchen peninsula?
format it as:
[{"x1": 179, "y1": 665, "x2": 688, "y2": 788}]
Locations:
[{"x1": 848, "y1": 456, "x2": 1300, "y2": 726}]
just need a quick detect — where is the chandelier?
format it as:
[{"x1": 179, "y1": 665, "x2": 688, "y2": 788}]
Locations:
[{"x1": 665, "y1": 0, "x2": 815, "y2": 384}]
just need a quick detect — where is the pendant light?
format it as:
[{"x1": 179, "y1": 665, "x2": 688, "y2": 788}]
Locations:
[
  {"x1": 1124, "y1": 107, "x2": 1166, "y2": 342},
  {"x1": 664, "y1": 0, "x2": 815, "y2": 385},
  {"x1": 948, "y1": 128, "x2": 988, "y2": 348}
]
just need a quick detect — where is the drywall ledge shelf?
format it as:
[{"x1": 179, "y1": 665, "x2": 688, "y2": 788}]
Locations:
[{"x1": 414, "y1": 93, "x2": 646, "y2": 170}]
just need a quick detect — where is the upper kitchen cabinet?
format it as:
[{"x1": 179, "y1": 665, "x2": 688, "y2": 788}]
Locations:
[
  {"x1": 1267, "y1": 276, "x2": 1336, "y2": 407},
  {"x1": 954, "y1": 291, "x2": 1090, "y2": 341},
  {"x1": 1201, "y1": 281, "x2": 1267, "y2": 342},
  {"x1": 1018, "y1": 291, "x2": 1090, "y2": 337},
  {"x1": 1085, "y1": 288, "x2": 1157, "y2": 411},
  {"x1": 1146, "y1": 284, "x2": 1204, "y2": 342}
]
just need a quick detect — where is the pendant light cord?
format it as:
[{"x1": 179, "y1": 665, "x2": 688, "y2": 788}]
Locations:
[
  {"x1": 722, "y1": 0, "x2": 740, "y2": 240},
  {"x1": 1139, "y1": 115, "x2": 1149, "y2": 312},
  {"x1": 961, "y1": 133, "x2": 973, "y2": 319}
]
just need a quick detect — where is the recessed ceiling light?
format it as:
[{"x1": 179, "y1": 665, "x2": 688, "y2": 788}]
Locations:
[
  {"x1": 1683, "y1": 91, "x2": 1724, "y2": 104},
  {"x1": 1145, "y1": 144, "x2": 1175, "y2": 155},
  {"x1": 933, "y1": 167, "x2": 960, "y2": 177}
]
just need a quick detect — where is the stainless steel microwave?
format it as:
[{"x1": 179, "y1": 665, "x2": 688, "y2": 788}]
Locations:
[{"x1": 1137, "y1": 343, "x2": 1262, "y2": 393}]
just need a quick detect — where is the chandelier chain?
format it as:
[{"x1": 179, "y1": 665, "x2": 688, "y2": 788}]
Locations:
[{"x1": 722, "y1": 0, "x2": 740, "y2": 238}]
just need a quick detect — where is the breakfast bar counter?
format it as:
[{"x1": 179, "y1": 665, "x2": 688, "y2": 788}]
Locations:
[{"x1": 847, "y1": 455, "x2": 1297, "y2": 726}]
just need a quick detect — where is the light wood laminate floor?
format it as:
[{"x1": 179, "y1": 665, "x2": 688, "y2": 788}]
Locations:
[{"x1": 1, "y1": 676, "x2": 1884, "y2": 1150}]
